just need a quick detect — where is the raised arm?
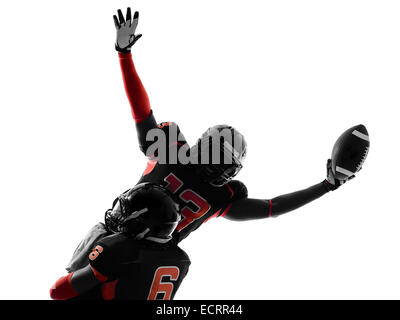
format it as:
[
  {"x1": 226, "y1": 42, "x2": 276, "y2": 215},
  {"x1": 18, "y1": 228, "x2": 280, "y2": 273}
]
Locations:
[
  {"x1": 222, "y1": 160, "x2": 349, "y2": 221},
  {"x1": 113, "y1": 8, "x2": 157, "y2": 153},
  {"x1": 118, "y1": 52, "x2": 152, "y2": 123}
]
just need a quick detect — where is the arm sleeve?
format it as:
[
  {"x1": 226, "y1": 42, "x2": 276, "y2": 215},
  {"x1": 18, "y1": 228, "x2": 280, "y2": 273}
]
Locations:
[
  {"x1": 49, "y1": 273, "x2": 79, "y2": 300},
  {"x1": 118, "y1": 53, "x2": 158, "y2": 154},
  {"x1": 118, "y1": 52, "x2": 152, "y2": 123},
  {"x1": 222, "y1": 181, "x2": 331, "y2": 221}
]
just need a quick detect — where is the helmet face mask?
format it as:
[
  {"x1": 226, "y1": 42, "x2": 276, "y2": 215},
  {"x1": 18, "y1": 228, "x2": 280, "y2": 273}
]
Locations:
[
  {"x1": 105, "y1": 183, "x2": 180, "y2": 243},
  {"x1": 195, "y1": 125, "x2": 246, "y2": 187},
  {"x1": 200, "y1": 162, "x2": 242, "y2": 187},
  {"x1": 104, "y1": 200, "x2": 125, "y2": 234}
]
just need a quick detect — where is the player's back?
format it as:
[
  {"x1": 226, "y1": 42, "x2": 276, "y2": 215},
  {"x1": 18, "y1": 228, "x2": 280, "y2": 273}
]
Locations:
[{"x1": 80, "y1": 233, "x2": 191, "y2": 300}]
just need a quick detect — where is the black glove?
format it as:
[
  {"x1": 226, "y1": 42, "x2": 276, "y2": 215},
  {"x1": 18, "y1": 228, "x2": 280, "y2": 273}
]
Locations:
[
  {"x1": 113, "y1": 7, "x2": 142, "y2": 53},
  {"x1": 325, "y1": 159, "x2": 355, "y2": 191}
]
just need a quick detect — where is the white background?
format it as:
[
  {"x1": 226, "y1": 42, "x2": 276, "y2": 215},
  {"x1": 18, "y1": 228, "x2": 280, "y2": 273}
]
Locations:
[{"x1": 0, "y1": 0, "x2": 399, "y2": 299}]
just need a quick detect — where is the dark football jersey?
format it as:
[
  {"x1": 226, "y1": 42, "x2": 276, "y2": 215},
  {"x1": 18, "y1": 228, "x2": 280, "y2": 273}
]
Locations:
[
  {"x1": 137, "y1": 122, "x2": 248, "y2": 243},
  {"x1": 85, "y1": 233, "x2": 190, "y2": 300}
]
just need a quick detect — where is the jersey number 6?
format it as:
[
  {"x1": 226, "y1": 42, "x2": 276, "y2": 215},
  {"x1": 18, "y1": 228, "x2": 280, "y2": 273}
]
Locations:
[
  {"x1": 147, "y1": 266, "x2": 180, "y2": 300},
  {"x1": 89, "y1": 245, "x2": 103, "y2": 261}
]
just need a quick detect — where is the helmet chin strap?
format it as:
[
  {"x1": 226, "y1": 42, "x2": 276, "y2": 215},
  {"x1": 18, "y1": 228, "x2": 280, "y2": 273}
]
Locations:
[{"x1": 135, "y1": 228, "x2": 150, "y2": 240}]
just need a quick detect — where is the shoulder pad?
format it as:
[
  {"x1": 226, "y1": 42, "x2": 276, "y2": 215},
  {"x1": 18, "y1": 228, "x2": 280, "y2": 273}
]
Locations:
[
  {"x1": 88, "y1": 233, "x2": 129, "y2": 278},
  {"x1": 227, "y1": 180, "x2": 248, "y2": 200},
  {"x1": 156, "y1": 122, "x2": 187, "y2": 148}
]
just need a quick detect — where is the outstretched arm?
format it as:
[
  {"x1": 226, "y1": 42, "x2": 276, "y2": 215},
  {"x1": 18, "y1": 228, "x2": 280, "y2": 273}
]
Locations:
[
  {"x1": 113, "y1": 8, "x2": 157, "y2": 153},
  {"x1": 222, "y1": 160, "x2": 348, "y2": 221},
  {"x1": 223, "y1": 181, "x2": 330, "y2": 221}
]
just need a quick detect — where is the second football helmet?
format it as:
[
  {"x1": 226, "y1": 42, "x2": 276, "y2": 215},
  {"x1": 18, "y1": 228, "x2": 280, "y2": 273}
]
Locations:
[{"x1": 105, "y1": 183, "x2": 180, "y2": 243}]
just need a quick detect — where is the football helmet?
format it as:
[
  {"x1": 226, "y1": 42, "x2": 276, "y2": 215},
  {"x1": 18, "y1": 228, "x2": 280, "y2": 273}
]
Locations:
[
  {"x1": 194, "y1": 125, "x2": 247, "y2": 187},
  {"x1": 105, "y1": 183, "x2": 180, "y2": 243}
]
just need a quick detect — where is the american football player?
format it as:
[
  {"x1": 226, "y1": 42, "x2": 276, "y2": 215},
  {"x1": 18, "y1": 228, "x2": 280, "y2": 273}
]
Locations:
[
  {"x1": 110, "y1": 7, "x2": 350, "y2": 244},
  {"x1": 51, "y1": 7, "x2": 359, "y2": 300},
  {"x1": 50, "y1": 183, "x2": 190, "y2": 300}
]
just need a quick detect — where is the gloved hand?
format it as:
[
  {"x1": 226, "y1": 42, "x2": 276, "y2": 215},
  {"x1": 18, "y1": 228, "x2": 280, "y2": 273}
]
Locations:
[
  {"x1": 325, "y1": 159, "x2": 355, "y2": 191},
  {"x1": 113, "y1": 7, "x2": 142, "y2": 53}
]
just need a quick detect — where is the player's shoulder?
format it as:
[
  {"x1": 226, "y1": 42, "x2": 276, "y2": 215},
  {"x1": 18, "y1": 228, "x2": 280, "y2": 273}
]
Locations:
[
  {"x1": 157, "y1": 121, "x2": 176, "y2": 129},
  {"x1": 89, "y1": 233, "x2": 140, "y2": 277},
  {"x1": 226, "y1": 180, "x2": 248, "y2": 200},
  {"x1": 157, "y1": 121, "x2": 182, "y2": 134},
  {"x1": 96, "y1": 232, "x2": 128, "y2": 248},
  {"x1": 97, "y1": 233, "x2": 143, "y2": 255},
  {"x1": 175, "y1": 245, "x2": 191, "y2": 263},
  {"x1": 157, "y1": 121, "x2": 184, "y2": 135},
  {"x1": 156, "y1": 121, "x2": 187, "y2": 146},
  {"x1": 161, "y1": 243, "x2": 191, "y2": 265}
]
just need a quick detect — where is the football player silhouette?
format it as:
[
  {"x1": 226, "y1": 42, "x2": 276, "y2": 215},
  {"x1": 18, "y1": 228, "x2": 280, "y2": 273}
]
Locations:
[{"x1": 111, "y1": 7, "x2": 361, "y2": 244}]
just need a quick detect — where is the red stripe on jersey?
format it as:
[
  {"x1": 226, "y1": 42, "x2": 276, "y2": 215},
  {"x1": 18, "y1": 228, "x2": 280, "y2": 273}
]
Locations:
[
  {"x1": 202, "y1": 209, "x2": 221, "y2": 224},
  {"x1": 158, "y1": 121, "x2": 171, "y2": 128},
  {"x1": 226, "y1": 184, "x2": 234, "y2": 199},
  {"x1": 169, "y1": 142, "x2": 183, "y2": 147},
  {"x1": 143, "y1": 159, "x2": 158, "y2": 176},
  {"x1": 220, "y1": 203, "x2": 233, "y2": 218},
  {"x1": 90, "y1": 265, "x2": 108, "y2": 283},
  {"x1": 101, "y1": 280, "x2": 118, "y2": 300},
  {"x1": 268, "y1": 199, "x2": 272, "y2": 217}
]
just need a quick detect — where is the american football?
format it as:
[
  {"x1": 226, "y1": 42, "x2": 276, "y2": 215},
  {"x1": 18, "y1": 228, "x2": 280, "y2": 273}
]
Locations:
[{"x1": 331, "y1": 124, "x2": 370, "y2": 181}]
